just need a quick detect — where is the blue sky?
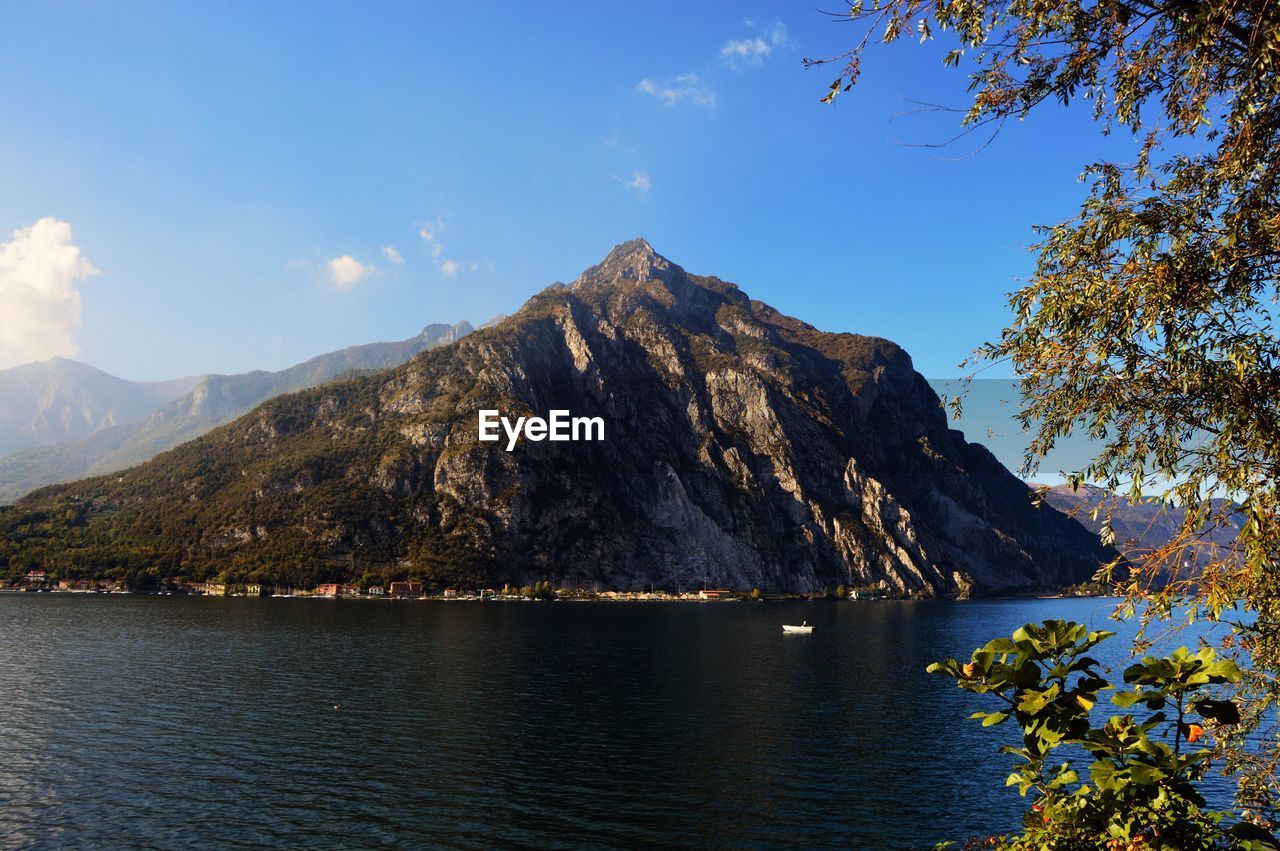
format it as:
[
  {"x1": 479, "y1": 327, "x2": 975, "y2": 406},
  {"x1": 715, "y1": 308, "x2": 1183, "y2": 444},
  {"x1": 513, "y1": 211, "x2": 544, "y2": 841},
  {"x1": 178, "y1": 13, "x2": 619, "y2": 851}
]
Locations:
[{"x1": 0, "y1": 1, "x2": 1140, "y2": 382}]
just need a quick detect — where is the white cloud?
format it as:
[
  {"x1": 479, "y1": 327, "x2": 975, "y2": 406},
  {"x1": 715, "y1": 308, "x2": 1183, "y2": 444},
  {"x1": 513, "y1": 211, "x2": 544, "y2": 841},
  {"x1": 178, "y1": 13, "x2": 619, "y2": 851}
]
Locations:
[
  {"x1": 418, "y1": 217, "x2": 445, "y2": 243},
  {"x1": 327, "y1": 255, "x2": 374, "y2": 289},
  {"x1": 438, "y1": 257, "x2": 493, "y2": 278},
  {"x1": 635, "y1": 73, "x2": 716, "y2": 108},
  {"x1": 381, "y1": 245, "x2": 404, "y2": 265},
  {"x1": 614, "y1": 171, "x2": 651, "y2": 199},
  {"x1": 720, "y1": 22, "x2": 790, "y2": 70},
  {"x1": 720, "y1": 37, "x2": 771, "y2": 67},
  {"x1": 0, "y1": 217, "x2": 99, "y2": 369}
]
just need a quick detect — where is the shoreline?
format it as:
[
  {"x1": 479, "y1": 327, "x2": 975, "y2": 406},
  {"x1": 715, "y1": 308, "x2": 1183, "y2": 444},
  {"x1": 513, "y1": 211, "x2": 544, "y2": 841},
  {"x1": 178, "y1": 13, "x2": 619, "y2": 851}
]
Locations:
[{"x1": 0, "y1": 588, "x2": 1119, "y2": 603}]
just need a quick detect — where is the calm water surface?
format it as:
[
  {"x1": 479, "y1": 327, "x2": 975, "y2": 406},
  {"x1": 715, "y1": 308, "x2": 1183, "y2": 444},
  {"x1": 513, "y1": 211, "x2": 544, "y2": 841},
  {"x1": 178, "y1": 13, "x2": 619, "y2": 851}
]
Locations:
[{"x1": 0, "y1": 595, "x2": 1227, "y2": 848}]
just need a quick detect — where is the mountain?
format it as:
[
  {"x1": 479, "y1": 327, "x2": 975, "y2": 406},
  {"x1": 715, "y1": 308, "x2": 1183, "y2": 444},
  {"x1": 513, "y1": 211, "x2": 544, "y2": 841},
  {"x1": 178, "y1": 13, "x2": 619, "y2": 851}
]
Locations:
[
  {"x1": 1043, "y1": 484, "x2": 1241, "y2": 558},
  {"x1": 0, "y1": 323, "x2": 472, "y2": 503},
  {"x1": 0, "y1": 358, "x2": 202, "y2": 458},
  {"x1": 0, "y1": 240, "x2": 1113, "y2": 595}
]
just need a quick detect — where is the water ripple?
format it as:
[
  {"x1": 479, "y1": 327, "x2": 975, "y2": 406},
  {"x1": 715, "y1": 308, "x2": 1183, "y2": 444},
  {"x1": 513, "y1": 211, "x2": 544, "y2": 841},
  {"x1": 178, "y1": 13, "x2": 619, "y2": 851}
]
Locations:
[{"x1": 0, "y1": 595, "x2": 1227, "y2": 848}]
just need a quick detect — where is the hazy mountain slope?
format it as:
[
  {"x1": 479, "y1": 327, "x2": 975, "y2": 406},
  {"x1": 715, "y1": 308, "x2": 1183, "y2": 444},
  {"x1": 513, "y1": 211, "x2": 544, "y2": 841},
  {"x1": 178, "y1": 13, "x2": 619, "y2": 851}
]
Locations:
[
  {"x1": 0, "y1": 241, "x2": 1112, "y2": 595},
  {"x1": 1043, "y1": 484, "x2": 1241, "y2": 557},
  {"x1": 0, "y1": 323, "x2": 471, "y2": 503},
  {"x1": 0, "y1": 358, "x2": 202, "y2": 457}
]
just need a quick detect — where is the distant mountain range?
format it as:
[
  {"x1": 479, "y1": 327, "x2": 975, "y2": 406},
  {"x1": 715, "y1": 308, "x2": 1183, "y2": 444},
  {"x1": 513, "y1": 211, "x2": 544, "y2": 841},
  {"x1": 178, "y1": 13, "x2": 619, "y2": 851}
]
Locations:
[
  {"x1": 0, "y1": 359, "x2": 203, "y2": 457},
  {"x1": 0, "y1": 240, "x2": 1114, "y2": 595},
  {"x1": 0, "y1": 322, "x2": 471, "y2": 503},
  {"x1": 1041, "y1": 483, "x2": 1242, "y2": 558}
]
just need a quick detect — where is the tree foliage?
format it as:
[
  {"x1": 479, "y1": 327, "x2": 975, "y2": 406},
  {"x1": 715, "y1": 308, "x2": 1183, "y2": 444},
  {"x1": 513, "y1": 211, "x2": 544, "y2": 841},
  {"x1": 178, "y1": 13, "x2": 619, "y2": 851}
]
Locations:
[
  {"x1": 812, "y1": 0, "x2": 1280, "y2": 823},
  {"x1": 931, "y1": 621, "x2": 1274, "y2": 848}
]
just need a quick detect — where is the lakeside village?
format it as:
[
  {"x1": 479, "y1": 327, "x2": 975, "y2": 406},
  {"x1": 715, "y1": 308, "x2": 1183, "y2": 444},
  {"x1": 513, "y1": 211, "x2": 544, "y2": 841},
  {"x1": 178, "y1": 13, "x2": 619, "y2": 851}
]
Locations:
[{"x1": 4, "y1": 569, "x2": 906, "y2": 602}]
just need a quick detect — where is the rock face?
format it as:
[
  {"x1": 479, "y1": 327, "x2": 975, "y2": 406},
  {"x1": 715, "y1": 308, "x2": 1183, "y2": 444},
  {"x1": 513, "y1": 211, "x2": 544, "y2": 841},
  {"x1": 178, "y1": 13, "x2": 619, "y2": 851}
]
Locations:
[
  {"x1": 0, "y1": 322, "x2": 472, "y2": 503},
  {"x1": 5, "y1": 241, "x2": 1112, "y2": 595}
]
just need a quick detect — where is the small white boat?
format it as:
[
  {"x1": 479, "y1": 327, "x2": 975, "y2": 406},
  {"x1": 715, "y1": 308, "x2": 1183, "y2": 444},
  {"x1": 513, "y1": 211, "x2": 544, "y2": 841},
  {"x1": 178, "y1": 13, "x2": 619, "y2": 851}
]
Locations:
[{"x1": 782, "y1": 622, "x2": 814, "y2": 633}]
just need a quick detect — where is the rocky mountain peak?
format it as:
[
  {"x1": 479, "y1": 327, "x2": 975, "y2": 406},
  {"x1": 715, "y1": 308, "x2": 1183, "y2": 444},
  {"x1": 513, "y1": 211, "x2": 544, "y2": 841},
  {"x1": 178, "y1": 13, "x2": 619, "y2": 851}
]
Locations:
[
  {"x1": 573, "y1": 238, "x2": 680, "y2": 289},
  {"x1": 416, "y1": 320, "x2": 473, "y2": 344}
]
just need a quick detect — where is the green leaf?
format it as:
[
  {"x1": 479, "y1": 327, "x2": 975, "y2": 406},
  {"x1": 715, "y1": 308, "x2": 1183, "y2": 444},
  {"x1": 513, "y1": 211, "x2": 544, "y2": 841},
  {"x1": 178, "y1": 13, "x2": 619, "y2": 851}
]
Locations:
[{"x1": 982, "y1": 711, "x2": 1009, "y2": 727}]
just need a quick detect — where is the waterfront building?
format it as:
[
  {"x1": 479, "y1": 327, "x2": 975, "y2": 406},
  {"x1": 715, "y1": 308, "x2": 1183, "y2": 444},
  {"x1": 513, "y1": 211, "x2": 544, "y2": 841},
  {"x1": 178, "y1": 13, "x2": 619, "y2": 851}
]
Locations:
[{"x1": 389, "y1": 581, "x2": 423, "y2": 598}]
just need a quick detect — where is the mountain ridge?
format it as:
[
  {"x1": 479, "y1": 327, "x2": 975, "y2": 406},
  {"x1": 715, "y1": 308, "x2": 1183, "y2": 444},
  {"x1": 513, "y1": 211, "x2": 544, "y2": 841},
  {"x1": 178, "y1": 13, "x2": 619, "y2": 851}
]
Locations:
[
  {"x1": 1041, "y1": 483, "x2": 1241, "y2": 559},
  {"x1": 0, "y1": 322, "x2": 472, "y2": 503}
]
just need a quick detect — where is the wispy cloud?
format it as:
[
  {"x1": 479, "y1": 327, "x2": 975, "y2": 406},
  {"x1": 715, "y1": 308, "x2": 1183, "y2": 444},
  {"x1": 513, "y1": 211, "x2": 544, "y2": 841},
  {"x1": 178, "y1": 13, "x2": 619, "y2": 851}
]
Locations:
[
  {"x1": 418, "y1": 215, "x2": 487, "y2": 279},
  {"x1": 327, "y1": 255, "x2": 374, "y2": 289},
  {"x1": 635, "y1": 73, "x2": 716, "y2": 108},
  {"x1": 720, "y1": 22, "x2": 789, "y2": 70},
  {"x1": 418, "y1": 216, "x2": 445, "y2": 243},
  {"x1": 613, "y1": 170, "x2": 651, "y2": 199},
  {"x1": 0, "y1": 217, "x2": 98, "y2": 369},
  {"x1": 635, "y1": 23, "x2": 788, "y2": 111},
  {"x1": 381, "y1": 245, "x2": 404, "y2": 265}
]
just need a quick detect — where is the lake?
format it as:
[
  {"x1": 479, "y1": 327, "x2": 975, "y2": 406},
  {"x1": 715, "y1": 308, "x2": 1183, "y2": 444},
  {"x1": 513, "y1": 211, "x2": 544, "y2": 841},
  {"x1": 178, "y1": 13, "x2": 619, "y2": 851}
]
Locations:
[{"x1": 0, "y1": 595, "x2": 1231, "y2": 848}]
